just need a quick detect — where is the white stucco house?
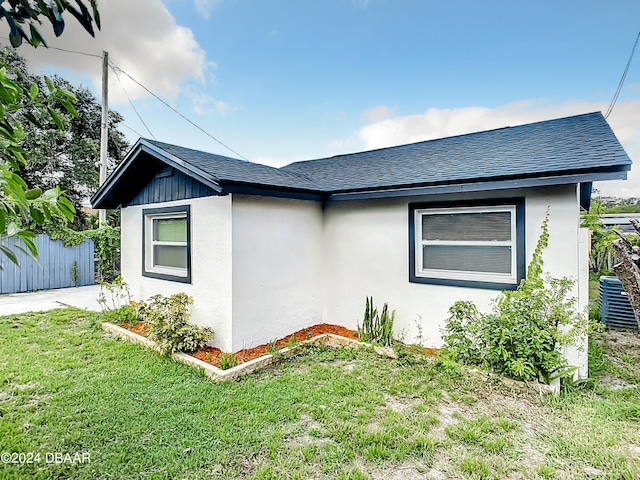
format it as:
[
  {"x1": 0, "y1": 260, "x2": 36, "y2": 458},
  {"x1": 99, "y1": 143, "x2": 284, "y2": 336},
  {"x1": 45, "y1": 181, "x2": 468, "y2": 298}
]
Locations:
[{"x1": 92, "y1": 112, "x2": 631, "y2": 375}]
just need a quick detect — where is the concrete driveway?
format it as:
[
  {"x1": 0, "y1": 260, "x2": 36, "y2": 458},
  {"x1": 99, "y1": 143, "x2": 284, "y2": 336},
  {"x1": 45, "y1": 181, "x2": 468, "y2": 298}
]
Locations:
[{"x1": 0, "y1": 284, "x2": 103, "y2": 316}]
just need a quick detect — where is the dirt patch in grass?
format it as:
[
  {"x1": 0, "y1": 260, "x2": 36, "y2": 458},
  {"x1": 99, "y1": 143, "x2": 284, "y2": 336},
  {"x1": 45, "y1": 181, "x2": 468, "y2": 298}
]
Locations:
[
  {"x1": 593, "y1": 329, "x2": 640, "y2": 385},
  {"x1": 598, "y1": 329, "x2": 640, "y2": 350}
]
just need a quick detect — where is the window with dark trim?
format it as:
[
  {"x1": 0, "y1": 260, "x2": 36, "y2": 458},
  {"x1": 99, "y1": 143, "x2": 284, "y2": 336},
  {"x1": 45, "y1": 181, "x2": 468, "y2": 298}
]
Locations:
[
  {"x1": 142, "y1": 205, "x2": 191, "y2": 283},
  {"x1": 409, "y1": 199, "x2": 525, "y2": 290}
]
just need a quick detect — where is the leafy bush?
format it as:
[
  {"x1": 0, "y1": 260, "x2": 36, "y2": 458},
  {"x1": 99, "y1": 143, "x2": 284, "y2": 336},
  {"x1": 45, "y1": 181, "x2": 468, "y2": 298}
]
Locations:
[
  {"x1": 139, "y1": 293, "x2": 213, "y2": 355},
  {"x1": 219, "y1": 353, "x2": 237, "y2": 370},
  {"x1": 442, "y1": 212, "x2": 588, "y2": 383},
  {"x1": 358, "y1": 296, "x2": 394, "y2": 346}
]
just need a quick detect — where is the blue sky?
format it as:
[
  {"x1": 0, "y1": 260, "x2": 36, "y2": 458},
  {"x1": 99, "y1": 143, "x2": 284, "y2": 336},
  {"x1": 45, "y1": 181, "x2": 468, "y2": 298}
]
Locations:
[{"x1": 5, "y1": 0, "x2": 640, "y2": 196}]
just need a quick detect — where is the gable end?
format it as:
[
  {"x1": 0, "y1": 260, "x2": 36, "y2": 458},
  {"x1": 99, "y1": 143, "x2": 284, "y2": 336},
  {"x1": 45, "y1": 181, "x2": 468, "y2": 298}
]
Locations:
[{"x1": 127, "y1": 167, "x2": 219, "y2": 207}]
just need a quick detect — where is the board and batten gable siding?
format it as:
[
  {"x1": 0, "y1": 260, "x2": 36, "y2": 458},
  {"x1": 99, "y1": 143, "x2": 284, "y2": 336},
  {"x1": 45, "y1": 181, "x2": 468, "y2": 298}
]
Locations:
[
  {"x1": 321, "y1": 184, "x2": 587, "y2": 375},
  {"x1": 0, "y1": 234, "x2": 94, "y2": 294},
  {"x1": 127, "y1": 167, "x2": 218, "y2": 207},
  {"x1": 230, "y1": 194, "x2": 324, "y2": 351},
  {"x1": 120, "y1": 195, "x2": 234, "y2": 351}
]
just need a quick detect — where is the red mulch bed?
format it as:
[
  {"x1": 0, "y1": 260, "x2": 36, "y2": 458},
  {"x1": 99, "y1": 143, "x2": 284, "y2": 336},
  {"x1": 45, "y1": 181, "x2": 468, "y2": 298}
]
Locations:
[
  {"x1": 128, "y1": 321, "x2": 149, "y2": 336},
  {"x1": 191, "y1": 323, "x2": 358, "y2": 368},
  {"x1": 117, "y1": 321, "x2": 438, "y2": 369}
]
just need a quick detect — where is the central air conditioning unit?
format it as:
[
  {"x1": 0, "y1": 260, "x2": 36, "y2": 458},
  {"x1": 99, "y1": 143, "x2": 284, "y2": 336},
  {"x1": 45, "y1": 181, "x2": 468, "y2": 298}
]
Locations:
[{"x1": 599, "y1": 276, "x2": 639, "y2": 331}]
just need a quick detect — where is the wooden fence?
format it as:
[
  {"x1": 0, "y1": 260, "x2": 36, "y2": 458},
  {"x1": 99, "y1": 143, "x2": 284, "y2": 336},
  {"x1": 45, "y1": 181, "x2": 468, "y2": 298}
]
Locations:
[{"x1": 0, "y1": 234, "x2": 95, "y2": 294}]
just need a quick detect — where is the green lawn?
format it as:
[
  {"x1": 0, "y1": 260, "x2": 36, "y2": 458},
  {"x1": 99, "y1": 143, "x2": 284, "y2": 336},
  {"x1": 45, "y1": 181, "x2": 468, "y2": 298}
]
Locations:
[{"x1": 1, "y1": 308, "x2": 639, "y2": 479}]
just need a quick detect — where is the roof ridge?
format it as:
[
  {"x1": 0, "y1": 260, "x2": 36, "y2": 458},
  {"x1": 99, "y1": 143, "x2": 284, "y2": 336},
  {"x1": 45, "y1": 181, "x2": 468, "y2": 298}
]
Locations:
[
  {"x1": 283, "y1": 111, "x2": 603, "y2": 168},
  {"x1": 145, "y1": 138, "x2": 327, "y2": 188},
  {"x1": 144, "y1": 138, "x2": 255, "y2": 164}
]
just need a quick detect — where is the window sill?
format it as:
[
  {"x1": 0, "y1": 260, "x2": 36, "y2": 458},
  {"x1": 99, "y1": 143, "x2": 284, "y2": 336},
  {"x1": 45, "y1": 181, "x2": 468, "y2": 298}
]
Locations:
[
  {"x1": 142, "y1": 270, "x2": 191, "y2": 284},
  {"x1": 409, "y1": 274, "x2": 519, "y2": 290}
]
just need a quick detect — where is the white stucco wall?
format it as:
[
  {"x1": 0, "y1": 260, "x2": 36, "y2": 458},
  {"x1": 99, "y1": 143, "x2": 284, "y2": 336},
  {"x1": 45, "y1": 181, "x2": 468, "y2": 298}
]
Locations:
[
  {"x1": 120, "y1": 183, "x2": 589, "y2": 374},
  {"x1": 322, "y1": 185, "x2": 585, "y2": 365},
  {"x1": 230, "y1": 194, "x2": 324, "y2": 351},
  {"x1": 120, "y1": 195, "x2": 234, "y2": 351}
]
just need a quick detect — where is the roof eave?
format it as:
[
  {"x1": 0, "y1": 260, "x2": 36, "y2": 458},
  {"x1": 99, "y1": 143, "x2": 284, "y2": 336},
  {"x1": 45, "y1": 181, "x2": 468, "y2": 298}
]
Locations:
[
  {"x1": 221, "y1": 182, "x2": 325, "y2": 201},
  {"x1": 325, "y1": 168, "x2": 630, "y2": 202}
]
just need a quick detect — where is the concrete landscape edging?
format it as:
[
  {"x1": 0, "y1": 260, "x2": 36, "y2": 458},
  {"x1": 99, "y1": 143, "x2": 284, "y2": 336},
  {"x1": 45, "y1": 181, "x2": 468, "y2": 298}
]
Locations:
[{"x1": 101, "y1": 322, "x2": 366, "y2": 381}]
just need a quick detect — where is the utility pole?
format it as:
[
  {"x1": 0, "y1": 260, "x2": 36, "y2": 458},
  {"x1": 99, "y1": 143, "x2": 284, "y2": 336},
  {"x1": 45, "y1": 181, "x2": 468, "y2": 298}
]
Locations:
[{"x1": 98, "y1": 50, "x2": 109, "y2": 225}]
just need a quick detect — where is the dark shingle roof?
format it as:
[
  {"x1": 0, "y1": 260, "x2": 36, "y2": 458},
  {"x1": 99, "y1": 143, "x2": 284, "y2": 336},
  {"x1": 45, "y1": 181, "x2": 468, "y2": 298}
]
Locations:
[
  {"x1": 144, "y1": 139, "x2": 322, "y2": 191},
  {"x1": 92, "y1": 112, "x2": 631, "y2": 208},
  {"x1": 281, "y1": 112, "x2": 631, "y2": 192}
]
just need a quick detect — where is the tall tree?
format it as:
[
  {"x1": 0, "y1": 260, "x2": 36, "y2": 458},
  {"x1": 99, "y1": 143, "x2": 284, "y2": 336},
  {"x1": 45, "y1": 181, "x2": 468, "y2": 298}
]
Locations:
[
  {"x1": 0, "y1": 47, "x2": 129, "y2": 227},
  {"x1": 0, "y1": 0, "x2": 101, "y2": 262}
]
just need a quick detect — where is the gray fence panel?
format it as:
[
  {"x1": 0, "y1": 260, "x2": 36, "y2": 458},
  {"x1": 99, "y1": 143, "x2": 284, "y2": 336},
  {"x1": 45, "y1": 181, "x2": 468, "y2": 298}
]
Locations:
[{"x1": 0, "y1": 234, "x2": 95, "y2": 294}]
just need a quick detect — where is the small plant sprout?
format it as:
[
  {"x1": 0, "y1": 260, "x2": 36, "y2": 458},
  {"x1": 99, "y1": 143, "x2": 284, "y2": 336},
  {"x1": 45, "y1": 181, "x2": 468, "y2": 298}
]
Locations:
[
  {"x1": 97, "y1": 276, "x2": 132, "y2": 312},
  {"x1": 266, "y1": 339, "x2": 279, "y2": 354},
  {"x1": 70, "y1": 260, "x2": 79, "y2": 287},
  {"x1": 414, "y1": 314, "x2": 425, "y2": 344},
  {"x1": 219, "y1": 352, "x2": 237, "y2": 370}
]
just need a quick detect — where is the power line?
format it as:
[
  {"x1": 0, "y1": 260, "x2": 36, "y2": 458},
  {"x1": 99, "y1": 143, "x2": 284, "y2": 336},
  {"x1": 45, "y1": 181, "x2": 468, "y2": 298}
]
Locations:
[
  {"x1": 0, "y1": 38, "x2": 102, "y2": 58},
  {"x1": 110, "y1": 64, "x2": 156, "y2": 140},
  {"x1": 43, "y1": 45, "x2": 102, "y2": 59},
  {"x1": 120, "y1": 122, "x2": 145, "y2": 138},
  {"x1": 605, "y1": 30, "x2": 640, "y2": 119},
  {"x1": 0, "y1": 39, "x2": 249, "y2": 160},
  {"x1": 109, "y1": 61, "x2": 250, "y2": 161}
]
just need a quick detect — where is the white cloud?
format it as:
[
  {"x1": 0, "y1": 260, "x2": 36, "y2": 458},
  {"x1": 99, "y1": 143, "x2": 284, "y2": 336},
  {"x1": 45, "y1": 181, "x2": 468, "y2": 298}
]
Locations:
[
  {"x1": 187, "y1": 89, "x2": 239, "y2": 115},
  {"x1": 354, "y1": 99, "x2": 640, "y2": 197},
  {"x1": 1, "y1": 0, "x2": 213, "y2": 104},
  {"x1": 363, "y1": 104, "x2": 395, "y2": 123},
  {"x1": 193, "y1": 0, "x2": 223, "y2": 20}
]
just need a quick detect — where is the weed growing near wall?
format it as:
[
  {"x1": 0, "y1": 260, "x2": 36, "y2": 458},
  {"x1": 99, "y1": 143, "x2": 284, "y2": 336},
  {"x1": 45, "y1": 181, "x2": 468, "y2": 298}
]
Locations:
[
  {"x1": 219, "y1": 352, "x2": 237, "y2": 370},
  {"x1": 96, "y1": 276, "x2": 138, "y2": 327},
  {"x1": 442, "y1": 211, "x2": 589, "y2": 383},
  {"x1": 358, "y1": 296, "x2": 394, "y2": 346}
]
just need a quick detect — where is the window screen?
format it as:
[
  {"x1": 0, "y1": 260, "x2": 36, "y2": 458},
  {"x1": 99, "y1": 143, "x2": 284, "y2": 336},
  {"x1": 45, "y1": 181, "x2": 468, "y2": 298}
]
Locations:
[
  {"x1": 422, "y1": 212, "x2": 512, "y2": 242},
  {"x1": 414, "y1": 204, "x2": 517, "y2": 285}
]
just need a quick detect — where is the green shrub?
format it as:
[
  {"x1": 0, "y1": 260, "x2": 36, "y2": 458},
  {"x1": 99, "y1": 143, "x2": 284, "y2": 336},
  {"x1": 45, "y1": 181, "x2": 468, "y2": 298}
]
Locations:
[
  {"x1": 357, "y1": 296, "x2": 394, "y2": 346},
  {"x1": 442, "y1": 211, "x2": 588, "y2": 383},
  {"x1": 139, "y1": 293, "x2": 213, "y2": 355},
  {"x1": 219, "y1": 352, "x2": 237, "y2": 370}
]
